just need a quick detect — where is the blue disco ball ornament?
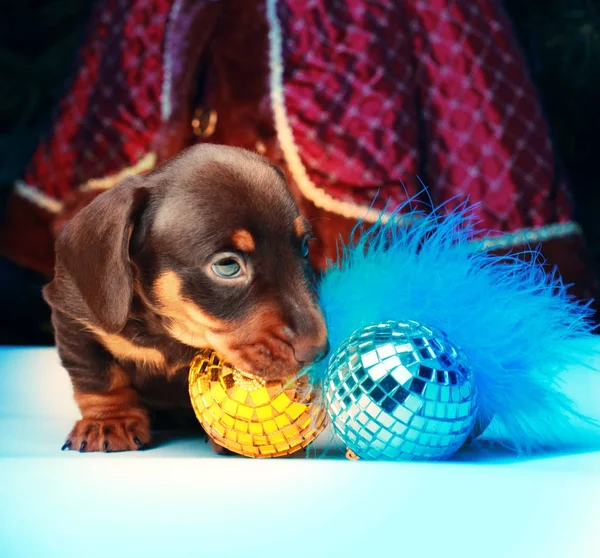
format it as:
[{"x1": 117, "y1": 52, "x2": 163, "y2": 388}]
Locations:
[{"x1": 324, "y1": 320, "x2": 478, "y2": 460}]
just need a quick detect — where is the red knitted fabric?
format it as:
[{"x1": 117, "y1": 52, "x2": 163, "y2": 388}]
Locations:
[
  {"x1": 24, "y1": 0, "x2": 171, "y2": 198},
  {"x1": 0, "y1": 0, "x2": 579, "y2": 279},
  {"x1": 277, "y1": 0, "x2": 573, "y2": 232}
]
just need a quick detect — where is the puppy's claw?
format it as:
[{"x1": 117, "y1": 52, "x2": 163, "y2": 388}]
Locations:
[
  {"x1": 66, "y1": 416, "x2": 151, "y2": 452},
  {"x1": 61, "y1": 440, "x2": 72, "y2": 451}
]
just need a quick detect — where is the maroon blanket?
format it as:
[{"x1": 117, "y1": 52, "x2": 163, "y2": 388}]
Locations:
[
  {"x1": 273, "y1": 0, "x2": 573, "y2": 231},
  {"x1": 0, "y1": 0, "x2": 595, "y2": 306}
]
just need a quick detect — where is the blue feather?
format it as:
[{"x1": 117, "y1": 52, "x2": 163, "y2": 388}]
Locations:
[{"x1": 310, "y1": 199, "x2": 599, "y2": 454}]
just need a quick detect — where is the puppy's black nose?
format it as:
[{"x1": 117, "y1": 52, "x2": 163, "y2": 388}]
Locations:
[
  {"x1": 314, "y1": 340, "x2": 330, "y2": 363},
  {"x1": 295, "y1": 339, "x2": 330, "y2": 366}
]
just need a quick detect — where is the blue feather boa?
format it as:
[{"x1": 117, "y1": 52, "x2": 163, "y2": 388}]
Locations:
[{"x1": 310, "y1": 200, "x2": 598, "y2": 454}]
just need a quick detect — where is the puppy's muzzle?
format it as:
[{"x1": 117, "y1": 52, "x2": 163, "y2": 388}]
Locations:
[{"x1": 292, "y1": 338, "x2": 330, "y2": 366}]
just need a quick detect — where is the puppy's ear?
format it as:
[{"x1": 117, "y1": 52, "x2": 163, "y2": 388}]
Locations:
[{"x1": 48, "y1": 176, "x2": 148, "y2": 333}]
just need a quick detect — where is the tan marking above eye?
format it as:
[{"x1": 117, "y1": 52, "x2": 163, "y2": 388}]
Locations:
[
  {"x1": 231, "y1": 229, "x2": 256, "y2": 252},
  {"x1": 293, "y1": 216, "x2": 310, "y2": 239}
]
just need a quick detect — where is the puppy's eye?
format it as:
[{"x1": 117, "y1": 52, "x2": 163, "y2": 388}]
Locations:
[
  {"x1": 301, "y1": 236, "x2": 312, "y2": 258},
  {"x1": 211, "y1": 257, "x2": 242, "y2": 278}
]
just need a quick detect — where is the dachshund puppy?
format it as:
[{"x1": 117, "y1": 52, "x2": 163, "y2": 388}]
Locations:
[{"x1": 43, "y1": 145, "x2": 329, "y2": 453}]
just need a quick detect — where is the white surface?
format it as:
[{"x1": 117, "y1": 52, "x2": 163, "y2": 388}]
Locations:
[{"x1": 1, "y1": 346, "x2": 600, "y2": 558}]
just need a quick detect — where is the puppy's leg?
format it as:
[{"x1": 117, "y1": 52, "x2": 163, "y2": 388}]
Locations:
[
  {"x1": 66, "y1": 365, "x2": 151, "y2": 452},
  {"x1": 208, "y1": 439, "x2": 235, "y2": 456},
  {"x1": 54, "y1": 314, "x2": 151, "y2": 453}
]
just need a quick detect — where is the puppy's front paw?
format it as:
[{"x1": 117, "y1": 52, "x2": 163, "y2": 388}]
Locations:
[
  {"x1": 208, "y1": 438, "x2": 235, "y2": 456},
  {"x1": 62, "y1": 414, "x2": 151, "y2": 453}
]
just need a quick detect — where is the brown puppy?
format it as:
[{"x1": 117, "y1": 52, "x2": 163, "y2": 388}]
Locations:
[{"x1": 43, "y1": 145, "x2": 329, "y2": 453}]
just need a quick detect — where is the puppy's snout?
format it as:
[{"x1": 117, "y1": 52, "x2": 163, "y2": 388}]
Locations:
[
  {"x1": 279, "y1": 293, "x2": 329, "y2": 367},
  {"x1": 317, "y1": 339, "x2": 331, "y2": 362},
  {"x1": 292, "y1": 338, "x2": 330, "y2": 366}
]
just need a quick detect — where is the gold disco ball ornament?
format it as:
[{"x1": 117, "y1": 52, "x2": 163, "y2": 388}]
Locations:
[{"x1": 189, "y1": 351, "x2": 327, "y2": 458}]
